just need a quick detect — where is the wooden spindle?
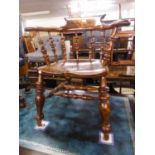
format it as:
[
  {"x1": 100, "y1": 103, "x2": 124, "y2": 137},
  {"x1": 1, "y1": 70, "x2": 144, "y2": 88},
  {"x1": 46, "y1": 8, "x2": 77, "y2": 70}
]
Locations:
[
  {"x1": 100, "y1": 46, "x2": 104, "y2": 63},
  {"x1": 63, "y1": 84, "x2": 98, "y2": 92},
  {"x1": 36, "y1": 32, "x2": 50, "y2": 66},
  {"x1": 74, "y1": 33, "x2": 79, "y2": 61},
  {"x1": 60, "y1": 33, "x2": 67, "y2": 61},
  {"x1": 70, "y1": 44, "x2": 73, "y2": 59},
  {"x1": 48, "y1": 32, "x2": 58, "y2": 62},
  {"x1": 109, "y1": 27, "x2": 118, "y2": 65},
  {"x1": 99, "y1": 31, "x2": 105, "y2": 63},
  {"x1": 54, "y1": 92, "x2": 97, "y2": 100},
  {"x1": 88, "y1": 30, "x2": 94, "y2": 60}
]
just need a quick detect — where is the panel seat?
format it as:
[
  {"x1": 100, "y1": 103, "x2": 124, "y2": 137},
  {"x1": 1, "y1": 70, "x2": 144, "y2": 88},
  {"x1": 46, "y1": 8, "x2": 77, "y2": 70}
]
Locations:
[
  {"x1": 39, "y1": 59, "x2": 108, "y2": 78},
  {"x1": 25, "y1": 19, "x2": 132, "y2": 142}
]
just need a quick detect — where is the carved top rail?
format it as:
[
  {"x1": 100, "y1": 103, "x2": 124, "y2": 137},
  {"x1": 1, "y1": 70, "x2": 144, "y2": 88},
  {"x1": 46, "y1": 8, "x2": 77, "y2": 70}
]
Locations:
[
  {"x1": 25, "y1": 19, "x2": 130, "y2": 33},
  {"x1": 25, "y1": 27, "x2": 61, "y2": 32},
  {"x1": 24, "y1": 19, "x2": 131, "y2": 66}
]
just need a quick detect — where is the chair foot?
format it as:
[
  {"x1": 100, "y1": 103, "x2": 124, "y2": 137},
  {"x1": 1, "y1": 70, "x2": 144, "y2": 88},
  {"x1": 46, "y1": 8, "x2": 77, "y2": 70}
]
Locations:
[
  {"x1": 99, "y1": 131, "x2": 114, "y2": 145},
  {"x1": 34, "y1": 120, "x2": 49, "y2": 131}
]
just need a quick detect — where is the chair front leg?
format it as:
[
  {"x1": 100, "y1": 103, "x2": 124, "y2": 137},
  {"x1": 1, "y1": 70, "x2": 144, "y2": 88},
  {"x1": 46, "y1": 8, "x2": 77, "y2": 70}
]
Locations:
[
  {"x1": 99, "y1": 77, "x2": 111, "y2": 140},
  {"x1": 35, "y1": 70, "x2": 45, "y2": 126}
]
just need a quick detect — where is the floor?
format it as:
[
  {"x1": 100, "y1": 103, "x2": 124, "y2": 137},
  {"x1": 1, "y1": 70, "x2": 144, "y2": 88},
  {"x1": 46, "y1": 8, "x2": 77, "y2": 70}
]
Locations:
[
  {"x1": 19, "y1": 147, "x2": 49, "y2": 155},
  {"x1": 19, "y1": 92, "x2": 134, "y2": 155}
]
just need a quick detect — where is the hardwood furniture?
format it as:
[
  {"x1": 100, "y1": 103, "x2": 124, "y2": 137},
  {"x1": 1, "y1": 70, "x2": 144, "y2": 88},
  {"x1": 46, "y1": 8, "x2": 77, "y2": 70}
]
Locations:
[
  {"x1": 24, "y1": 30, "x2": 63, "y2": 70},
  {"x1": 107, "y1": 65, "x2": 135, "y2": 94},
  {"x1": 110, "y1": 24, "x2": 135, "y2": 66},
  {"x1": 23, "y1": 34, "x2": 36, "y2": 53},
  {"x1": 25, "y1": 19, "x2": 130, "y2": 141},
  {"x1": 107, "y1": 20, "x2": 135, "y2": 94}
]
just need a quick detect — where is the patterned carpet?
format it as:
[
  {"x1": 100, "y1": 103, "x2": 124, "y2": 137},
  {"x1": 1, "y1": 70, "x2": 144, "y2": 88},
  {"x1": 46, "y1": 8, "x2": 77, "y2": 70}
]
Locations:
[{"x1": 19, "y1": 89, "x2": 134, "y2": 155}]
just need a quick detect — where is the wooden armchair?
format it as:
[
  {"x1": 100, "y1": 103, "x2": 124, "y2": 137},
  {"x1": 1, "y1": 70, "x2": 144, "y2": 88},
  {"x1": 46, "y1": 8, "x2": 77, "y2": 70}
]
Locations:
[{"x1": 25, "y1": 19, "x2": 130, "y2": 142}]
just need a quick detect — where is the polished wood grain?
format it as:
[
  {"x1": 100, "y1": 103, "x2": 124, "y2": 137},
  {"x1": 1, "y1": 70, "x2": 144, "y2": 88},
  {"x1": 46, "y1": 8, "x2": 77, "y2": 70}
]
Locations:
[
  {"x1": 54, "y1": 92, "x2": 97, "y2": 100},
  {"x1": 23, "y1": 35, "x2": 35, "y2": 53},
  {"x1": 48, "y1": 32, "x2": 58, "y2": 62},
  {"x1": 99, "y1": 77, "x2": 111, "y2": 140},
  {"x1": 60, "y1": 33, "x2": 67, "y2": 60},
  {"x1": 25, "y1": 19, "x2": 131, "y2": 141},
  {"x1": 111, "y1": 28, "x2": 135, "y2": 65},
  {"x1": 73, "y1": 33, "x2": 80, "y2": 60},
  {"x1": 88, "y1": 30, "x2": 94, "y2": 60},
  {"x1": 37, "y1": 32, "x2": 51, "y2": 66},
  {"x1": 39, "y1": 59, "x2": 108, "y2": 78},
  {"x1": 35, "y1": 70, "x2": 45, "y2": 126}
]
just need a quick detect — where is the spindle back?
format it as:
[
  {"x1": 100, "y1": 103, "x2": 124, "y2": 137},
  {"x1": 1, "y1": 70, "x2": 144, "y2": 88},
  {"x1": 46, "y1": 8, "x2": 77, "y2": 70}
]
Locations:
[{"x1": 25, "y1": 19, "x2": 130, "y2": 66}]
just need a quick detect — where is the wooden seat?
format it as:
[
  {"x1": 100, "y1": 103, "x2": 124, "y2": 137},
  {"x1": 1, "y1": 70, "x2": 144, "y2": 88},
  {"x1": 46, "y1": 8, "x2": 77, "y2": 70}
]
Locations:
[
  {"x1": 39, "y1": 59, "x2": 108, "y2": 78},
  {"x1": 25, "y1": 19, "x2": 130, "y2": 142}
]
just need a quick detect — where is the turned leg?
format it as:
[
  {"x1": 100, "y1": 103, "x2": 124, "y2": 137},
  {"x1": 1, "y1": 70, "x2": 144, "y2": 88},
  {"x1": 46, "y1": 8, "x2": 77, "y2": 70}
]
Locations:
[
  {"x1": 35, "y1": 70, "x2": 45, "y2": 126},
  {"x1": 99, "y1": 77, "x2": 111, "y2": 140}
]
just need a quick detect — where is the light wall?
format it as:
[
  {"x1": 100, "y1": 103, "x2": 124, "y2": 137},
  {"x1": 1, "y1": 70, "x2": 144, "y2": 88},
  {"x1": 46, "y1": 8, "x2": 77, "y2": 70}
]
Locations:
[
  {"x1": 23, "y1": 16, "x2": 66, "y2": 27},
  {"x1": 121, "y1": 2, "x2": 135, "y2": 18},
  {"x1": 22, "y1": 1, "x2": 134, "y2": 28}
]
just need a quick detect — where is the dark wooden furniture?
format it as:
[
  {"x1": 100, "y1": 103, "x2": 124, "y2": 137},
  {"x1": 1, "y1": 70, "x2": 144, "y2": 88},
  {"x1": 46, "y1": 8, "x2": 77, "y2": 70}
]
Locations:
[
  {"x1": 25, "y1": 19, "x2": 130, "y2": 141},
  {"x1": 107, "y1": 20, "x2": 135, "y2": 94},
  {"x1": 107, "y1": 65, "x2": 135, "y2": 94},
  {"x1": 110, "y1": 29, "x2": 135, "y2": 66},
  {"x1": 23, "y1": 34, "x2": 36, "y2": 53}
]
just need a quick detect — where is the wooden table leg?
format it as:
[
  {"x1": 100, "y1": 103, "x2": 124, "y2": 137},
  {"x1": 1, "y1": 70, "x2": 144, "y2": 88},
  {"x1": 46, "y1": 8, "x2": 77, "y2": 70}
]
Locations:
[
  {"x1": 99, "y1": 77, "x2": 111, "y2": 140},
  {"x1": 35, "y1": 70, "x2": 45, "y2": 126}
]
